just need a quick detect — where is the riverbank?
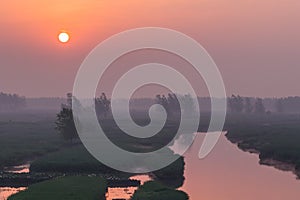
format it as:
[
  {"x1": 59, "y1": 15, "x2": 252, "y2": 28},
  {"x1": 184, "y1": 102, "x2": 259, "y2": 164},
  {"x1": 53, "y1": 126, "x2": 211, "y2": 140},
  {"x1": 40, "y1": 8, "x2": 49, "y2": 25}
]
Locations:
[
  {"x1": 231, "y1": 141, "x2": 300, "y2": 179},
  {"x1": 228, "y1": 138, "x2": 300, "y2": 178},
  {"x1": 0, "y1": 118, "x2": 63, "y2": 171},
  {"x1": 225, "y1": 114, "x2": 300, "y2": 180},
  {"x1": 226, "y1": 121, "x2": 300, "y2": 179}
]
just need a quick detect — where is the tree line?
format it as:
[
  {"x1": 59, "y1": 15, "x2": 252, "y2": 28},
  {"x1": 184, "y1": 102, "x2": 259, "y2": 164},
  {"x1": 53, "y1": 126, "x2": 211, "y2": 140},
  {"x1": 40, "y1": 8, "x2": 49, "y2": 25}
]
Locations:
[
  {"x1": 0, "y1": 92, "x2": 26, "y2": 111},
  {"x1": 55, "y1": 93, "x2": 300, "y2": 142},
  {"x1": 274, "y1": 96, "x2": 300, "y2": 113},
  {"x1": 228, "y1": 95, "x2": 266, "y2": 114},
  {"x1": 55, "y1": 92, "x2": 198, "y2": 142},
  {"x1": 55, "y1": 93, "x2": 111, "y2": 142},
  {"x1": 155, "y1": 93, "x2": 197, "y2": 118},
  {"x1": 228, "y1": 95, "x2": 300, "y2": 114}
]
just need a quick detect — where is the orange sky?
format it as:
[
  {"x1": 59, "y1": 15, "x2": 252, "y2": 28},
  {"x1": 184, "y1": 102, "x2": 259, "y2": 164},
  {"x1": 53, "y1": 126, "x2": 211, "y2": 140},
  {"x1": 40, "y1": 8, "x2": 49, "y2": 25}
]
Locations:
[{"x1": 1, "y1": 0, "x2": 300, "y2": 97}]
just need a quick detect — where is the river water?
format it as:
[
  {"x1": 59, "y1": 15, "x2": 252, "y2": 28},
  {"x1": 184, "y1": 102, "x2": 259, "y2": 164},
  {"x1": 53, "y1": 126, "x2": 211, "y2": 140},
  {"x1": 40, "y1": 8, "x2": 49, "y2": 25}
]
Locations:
[
  {"x1": 0, "y1": 164, "x2": 29, "y2": 200},
  {"x1": 0, "y1": 187, "x2": 26, "y2": 200},
  {"x1": 179, "y1": 133, "x2": 300, "y2": 200},
  {"x1": 106, "y1": 175, "x2": 151, "y2": 200}
]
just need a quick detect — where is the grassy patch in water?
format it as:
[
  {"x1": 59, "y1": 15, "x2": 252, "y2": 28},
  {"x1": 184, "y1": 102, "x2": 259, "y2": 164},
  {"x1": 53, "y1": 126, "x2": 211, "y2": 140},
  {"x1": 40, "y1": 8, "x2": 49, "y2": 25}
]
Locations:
[
  {"x1": 131, "y1": 181, "x2": 188, "y2": 200},
  {"x1": 8, "y1": 176, "x2": 107, "y2": 200}
]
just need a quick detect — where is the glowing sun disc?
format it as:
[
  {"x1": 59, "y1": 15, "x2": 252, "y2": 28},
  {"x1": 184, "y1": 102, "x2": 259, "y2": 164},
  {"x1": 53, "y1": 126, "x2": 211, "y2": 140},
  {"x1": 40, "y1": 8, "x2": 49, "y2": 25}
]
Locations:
[{"x1": 58, "y1": 32, "x2": 70, "y2": 43}]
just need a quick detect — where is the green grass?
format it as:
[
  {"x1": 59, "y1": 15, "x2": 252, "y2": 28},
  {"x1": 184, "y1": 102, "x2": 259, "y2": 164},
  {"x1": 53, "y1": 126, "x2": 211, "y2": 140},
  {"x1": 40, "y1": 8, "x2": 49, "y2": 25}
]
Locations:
[
  {"x1": 131, "y1": 181, "x2": 189, "y2": 200},
  {"x1": 8, "y1": 176, "x2": 107, "y2": 200},
  {"x1": 152, "y1": 156, "x2": 185, "y2": 188},
  {"x1": 30, "y1": 143, "x2": 186, "y2": 185},
  {"x1": 30, "y1": 145, "x2": 114, "y2": 174},
  {"x1": 0, "y1": 117, "x2": 62, "y2": 168}
]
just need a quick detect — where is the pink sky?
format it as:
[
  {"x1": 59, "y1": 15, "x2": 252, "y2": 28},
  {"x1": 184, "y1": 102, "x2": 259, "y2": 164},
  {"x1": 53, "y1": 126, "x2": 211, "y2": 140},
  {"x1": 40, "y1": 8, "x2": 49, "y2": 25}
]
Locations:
[{"x1": 1, "y1": 0, "x2": 299, "y2": 97}]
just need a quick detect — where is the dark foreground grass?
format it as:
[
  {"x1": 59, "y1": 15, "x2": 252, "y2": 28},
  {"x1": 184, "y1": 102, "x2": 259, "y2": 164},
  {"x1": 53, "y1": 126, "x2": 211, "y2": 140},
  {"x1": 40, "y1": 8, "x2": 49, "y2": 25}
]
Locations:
[
  {"x1": 131, "y1": 181, "x2": 189, "y2": 200},
  {"x1": 30, "y1": 144, "x2": 186, "y2": 185},
  {"x1": 30, "y1": 145, "x2": 114, "y2": 174},
  {"x1": 0, "y1": 118, "x2": 62, "y2": 168},
  {"x1": 8, "y1": 176, "x2": 107, "y2": 200}
]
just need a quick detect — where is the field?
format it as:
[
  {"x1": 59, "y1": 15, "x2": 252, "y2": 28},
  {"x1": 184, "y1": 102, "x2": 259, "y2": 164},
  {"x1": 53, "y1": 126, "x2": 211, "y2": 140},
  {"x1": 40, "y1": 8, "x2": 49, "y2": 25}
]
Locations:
[
  {"x1": 8, "y1": 176, "x2": 107, "y2": 200},
  {"x1": 0, "y1": 111, "x2": 62, "y2": 168},
  {"x1": 30, "y1": 145, "x2": 115, "y2": 174},
  {"x1": 131, "y1": 181, "x2": 188, "y2": 200},
  {"x1": 30, "y1": 143, "x2": 186, "y2": 187}
]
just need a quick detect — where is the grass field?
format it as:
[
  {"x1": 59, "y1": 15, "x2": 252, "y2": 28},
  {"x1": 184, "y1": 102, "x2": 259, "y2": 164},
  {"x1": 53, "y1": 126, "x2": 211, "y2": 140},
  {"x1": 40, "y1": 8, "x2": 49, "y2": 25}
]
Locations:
[
  {"x1": 131, "y1": 181, "x2": 188, "y2": 200},
  {"x1": 8, "y1": 176, "x2": 107, "y2": 200},
  {"x1": 30, "y1": 145, "x2": 114, "y2": 174},
  {"x1": 0, "y1": 112, "x2": 63, "y2": 168}
]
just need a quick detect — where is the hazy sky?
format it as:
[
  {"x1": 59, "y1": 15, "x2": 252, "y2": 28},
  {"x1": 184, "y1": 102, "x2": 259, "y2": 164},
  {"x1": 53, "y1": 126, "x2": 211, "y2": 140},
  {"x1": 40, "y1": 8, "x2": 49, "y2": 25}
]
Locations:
[{"x1": 1, "y1": 0, "x2": 299, "y2": 97}]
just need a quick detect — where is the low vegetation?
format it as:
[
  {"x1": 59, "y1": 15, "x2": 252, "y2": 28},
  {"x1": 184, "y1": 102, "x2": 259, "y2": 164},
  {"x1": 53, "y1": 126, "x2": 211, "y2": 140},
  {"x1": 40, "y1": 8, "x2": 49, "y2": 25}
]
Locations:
[
  {"x1": 8, "y1": 176, "x2": 107, "y2": 200},
  {"x1": 0, "y1": 117, "x2": 62, "y2": 169},
  {"x1": 131, "y1": 181, "x2": 189, "y2": 200},
  {"x1": 30, "y1": 145, "x2": 114, "y2": 174},
  {"x1": 152, "y1": 156, "x2": 185, "y2": 188}
]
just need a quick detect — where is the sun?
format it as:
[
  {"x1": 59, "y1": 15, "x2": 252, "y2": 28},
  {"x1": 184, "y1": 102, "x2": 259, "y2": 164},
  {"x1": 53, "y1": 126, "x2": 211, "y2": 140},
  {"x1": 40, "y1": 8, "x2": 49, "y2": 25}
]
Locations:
[{"x1": 58, "y1": 32, "x2": 70, "y2": 43}]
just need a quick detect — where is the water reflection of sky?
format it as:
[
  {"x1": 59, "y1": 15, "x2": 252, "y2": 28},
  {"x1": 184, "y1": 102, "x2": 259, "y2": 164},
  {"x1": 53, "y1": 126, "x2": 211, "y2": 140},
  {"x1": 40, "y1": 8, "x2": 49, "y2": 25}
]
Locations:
[
  {"x1": 180, "y1": 133, "x2": 300, "y2": 200},
  {"x1": 0, "y1": 163, "x2": 29, "y2": 200},
  {"x1": 4, "y1": 164, "x2": 30, "y2": 174},
  {"x1": 106, "y1": 175, "x2": 151, "y2": 200},
  {"x1": 0, "y1": 187, "x2": 26, "y2": 200}
]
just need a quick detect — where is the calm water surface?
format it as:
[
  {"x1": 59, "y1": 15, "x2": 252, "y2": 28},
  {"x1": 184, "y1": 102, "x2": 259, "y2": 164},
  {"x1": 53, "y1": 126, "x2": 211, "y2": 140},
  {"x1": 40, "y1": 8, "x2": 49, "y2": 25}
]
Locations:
[
  {"x1": 0, "y1": 187, "x2": 26, "y2": 200},
  {"x1": 179, "y1": 133, "x2": 300, "y2": 200},
  {"x1": 0, "y1": 164, "x2": 29, "y2": 200},
  {"x1": 106, "y1": 175, "x2": 151, "y2": 200}
]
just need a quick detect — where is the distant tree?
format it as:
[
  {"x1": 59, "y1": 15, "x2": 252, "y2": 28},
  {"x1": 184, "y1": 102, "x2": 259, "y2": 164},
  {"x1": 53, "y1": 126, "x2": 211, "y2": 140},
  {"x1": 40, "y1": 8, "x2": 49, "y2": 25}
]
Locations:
[
  {"x1": 95, "y1": 93, "x2": 111, "y2": 119},
  {"x1": 275, "y1": 98, "x2": 284, "y2": 113},
  {"x1": 244, "y1": 97, "x2": 253, "y2": 113},
  {"x1": 55, "y1": 93, "x2": 78, "y2": 142},
  {"x1": 0, "y1": 92, "x2": 26, "y2": 111},
  {"x1": 161, "y1": 95, "x2": 168, "y2": 112},
  {"x1": 180, "y1": 94, "x2": 197, "y2": 117},
  {"x1": 167, "y1": 93, "x2": 180, "y2": 117},
  {"x1": 55, "y1": 92, "x2": 111, "y2": 142},
  {"x1": 66, "y1": 92, "x2": 72, "y2": 107},
  {"x1": 155, "y1": 94, "x2": 169, "y2": 114},
  {"x1": 55, "y1": 107, "x2": 78, "y2": 142},
  {"x1": 254, "y1": 98, "x2": 266, "y2": 114},
  {"x1": 228, "y1": 95, "x2": 244, "y2": 113},
  {"x1": 156, "y1": 93, "x2": 182, "y2": 117},
  {"x1": 279, "y1": 97, "x2": 300, "y2": 113}
]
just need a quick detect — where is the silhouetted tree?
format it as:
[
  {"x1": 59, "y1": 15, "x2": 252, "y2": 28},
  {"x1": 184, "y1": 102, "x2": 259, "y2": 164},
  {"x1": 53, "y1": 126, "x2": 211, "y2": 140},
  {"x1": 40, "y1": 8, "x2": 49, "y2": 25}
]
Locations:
[
  {"x1": 0, "y1": 92, "x2": 26, "y2": 111},
  {"x1": 95, "y1": 93, "x2": 111, "y2": 119},
  {"x1": 167, "y1": 93, "x2": 180, "y2": 117},
  {"x1": 155, "y1": 94, "x2": 169, "y2": 114},
  {"x1": 55, "y1": 93, "x2": 78, "y2": 142},
  {"x1": 156, "y1": 93, "x2": 181, "y2": 117},
  {"x1": 275, "y1": 98, "x2": 284, "y2": 113},
  {"x1": 156, "y1": 93, "x2": 195, "y2": 118},
  {"x1": 180, "y1": 94, "x2": 196, "y2": 117},
  {"x1": 228, "y1": 95, "x2": 244, "y2": 113},
  {"x1": 254, "y1": 98, "x2": 266, "y2": 114},
  {"x1": 244, "y1": 97, "x2": 253, "y2": 113}
]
